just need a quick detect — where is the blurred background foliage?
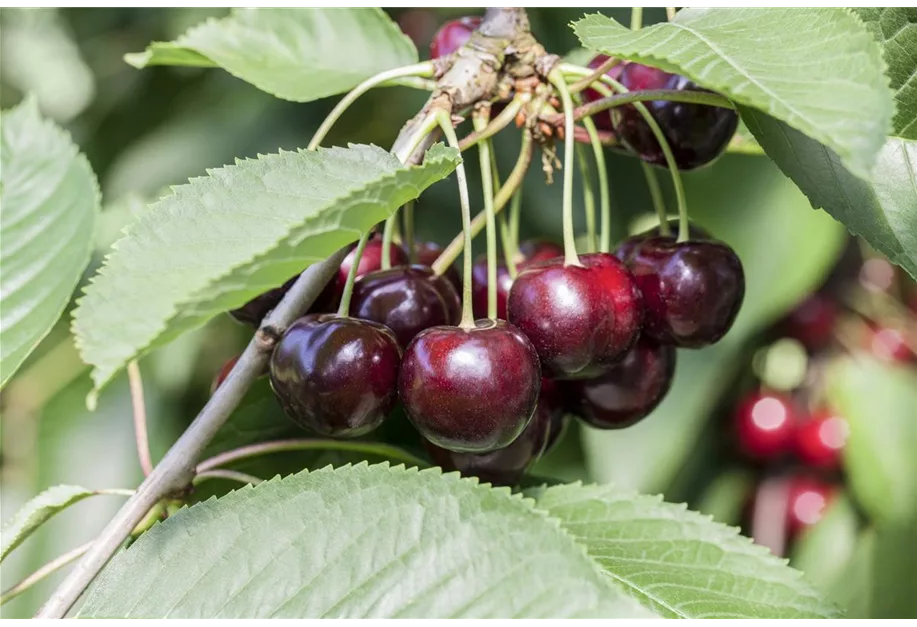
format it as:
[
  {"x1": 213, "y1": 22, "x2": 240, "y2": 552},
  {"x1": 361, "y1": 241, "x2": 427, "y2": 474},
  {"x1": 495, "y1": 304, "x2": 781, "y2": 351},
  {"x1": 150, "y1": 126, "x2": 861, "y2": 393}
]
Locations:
[{"x1": 1, "y1": 7, "x2": 915, "y2": 619}]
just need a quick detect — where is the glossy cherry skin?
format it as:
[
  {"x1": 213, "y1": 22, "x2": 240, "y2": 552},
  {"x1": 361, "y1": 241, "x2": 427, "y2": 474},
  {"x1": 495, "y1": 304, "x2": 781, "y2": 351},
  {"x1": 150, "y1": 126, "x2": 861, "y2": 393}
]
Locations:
[
  {"x1": 734, "y1": 391, "x2": 797, "y2": 462},
  {"x1": 795, "y1": 409, "x2": 848, "y2": 470},
  {"x1": 614, "y1": 219, "x2": 710, "y2": 265},
  {"x1": 582, "y1": 55, "x2": 626, "y2": 132},
  {"x1": 626, "y1": 236, "x2": 744, "y2": 348},
  {"x1": 782, "y1": 294, "x2": 838, "y2": 352},
  {"x1": 612, "y1": 63, "x2": 738, "y2": 170},
  {"x1": 566, "y1": 337, "x2": 676, "y2": 429},
  {"x1": 430, "y1": 16, "x2": 481, "y2": 58},
  {"x1": 517, "y1": 240, "x2": 565, "y2": 267},
  {"x1": 425, "y1": 378, "x2": 560, "y2": 486},
  {"x1": 471, "y1": 256, "x2": 514, "y2": 320},
  {"x1": 539, "y1": 378, "x2": 567, "y2": 454},
  {"x1": 349, "y1": 265, "x2": 461, "y2": 349},
  {"x1": 415, "y1": 240, "x2": 461, "y2": 292},
  {"x1": 786, "y1": 475, "x2": 835, "y2": 536},
  {"x1": 399, "y1": 319, "x2": 541, "y2": 453},
  {"x1": 270, "y1": 315, "x2": 401, "y2": 438},
  {"x1": 508, "y1": 252, "x2": 642, "y2": 379}
]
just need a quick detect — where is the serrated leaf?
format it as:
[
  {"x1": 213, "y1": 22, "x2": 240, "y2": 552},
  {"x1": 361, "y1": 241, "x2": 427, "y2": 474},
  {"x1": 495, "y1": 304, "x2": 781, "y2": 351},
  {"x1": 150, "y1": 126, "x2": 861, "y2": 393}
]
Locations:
[
  {"x1": 854, "y1": 8, "x2": 917, "y2": 138},
  {"x1": 572, "y1": 8, "x2": 892, "y2": 179},
  {"x1": 73, "y1": 144, "x2": 460, "y2": 397},
  {"x1": 2, "y1": 485, "x2": 98, "y2": 561},
  {"x1": 0, "y1": 97, "x2": 99, "y2": 388},
  {"x1": 532, "y1": 483, "x2": 839, "y2": 619},
  {"x1": 125, "y1": 8, "x2": 418, "y2": 102},
  {"x1": 744, "y1": 109, "x2": 917, "y2": 280},
  {"x1": 825, "y1": 356, "x2": 917, "y2": 524},
  {"x1": 78, "y1": 464, "x2": 651, "y2": 618}
]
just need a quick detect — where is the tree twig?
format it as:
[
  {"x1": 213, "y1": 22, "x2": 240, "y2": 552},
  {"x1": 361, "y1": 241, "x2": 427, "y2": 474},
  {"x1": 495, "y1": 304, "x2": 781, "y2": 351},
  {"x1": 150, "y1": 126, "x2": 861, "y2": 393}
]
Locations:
[
  {"x1": 193, "y1": 469, "x2": 264, "y2": 487},
  {"x1": 1, "y1": 542, "x2": 92, "y2": 607},
  {"x1": 127, "y1": 361, "x2": 153, "y2": 477}
]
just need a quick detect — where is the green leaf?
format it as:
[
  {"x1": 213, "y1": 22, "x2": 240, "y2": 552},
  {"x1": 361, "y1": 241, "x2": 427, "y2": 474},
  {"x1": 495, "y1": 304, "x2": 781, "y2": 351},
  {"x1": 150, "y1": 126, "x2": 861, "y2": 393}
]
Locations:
[
  {"x1": 581, "y1": 156, "x2": 845, "y2": 493},
  {"x1": 125, "y1": 8, "x2": 418, "y2": 102},
  {"x1": 532, "y1": 483, "x2": 838, "y2": 618},
  {"x1": 72, "y1": 144, "x2": 460, "y2": 398},
  {"x1": 0, "y1": 97, "x2": 99, "y2": 388},
  {"x1": 572, "y1": 8, "x2": 892, "y2": 179},
  {"x1": 1, "y1": 485, "x2": 107, "y2": 562},
  {"x1": 78, "y1": 464, "x2": 651, "y2": 618},
  {"x1": 853, "y1": 8, "x2": 917, "y2": 138},
  {"x1": 825, "y1": 356, "x2": 917, "y2": 524},
  {"x1": 742, "y1": 109, "x2": 917, "y2": 282}
]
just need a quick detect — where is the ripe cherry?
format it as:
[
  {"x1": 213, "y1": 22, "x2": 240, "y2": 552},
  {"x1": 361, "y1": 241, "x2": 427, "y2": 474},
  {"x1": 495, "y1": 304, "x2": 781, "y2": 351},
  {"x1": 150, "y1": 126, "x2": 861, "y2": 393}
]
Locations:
[
  {"x1": 211, "y1": 355, "x2": 241, "y2": 394},
  {"x1": 786, "y1": 475, "x2": 835, "y2": 536},
  {"x1": 270, "y1": 314, "x2": 401, "y2": 438},
  {"x1": 735, "y1": 391, "x2": 797, "y2": 462},
  {"x1": 565, "y1": 337, "x2": 676, "y2": 429},
  {"x1": 332, "y1": 237, "x2": 408, "y2": 303},
  {"x1": 349, "y1": 264, "x2": 461, "y2": 349},
  {"x1": 626, "y1": 236, "x2": 744, "y2": 348},
  {"x1": 425, "y1": 378, "x2": 560, "y2": 486},
  {"x1": 229, "y1": 276, "x2": 299, "y2": 327},
  {"x1": 614, "y1": 219, "x2": 710, "y2": 265},
  {"x1": 471, "y1": 240, "x2": 564, "y2": 320},
  {"x1": 430, "y1": 16, "x2": 481, "y2": 58},
  {"x1": 582, "y1": 55, "x2": 626, "y2": 132},
  {"x1": 795, "y1": 409, "x2": 848, "y2": 470},
  {"x1": 781, "y1": 294, "x2": 837, "y2": 352},
  {"x1": 508, "y1": 252, "x2": 642, "y2": 379},
  {"x1": 863, "y1": 323, "x2": 915, "y2": 364},
  {"x1": 517, "y1": 239, "x2": 565, "y2": 267},
  {"x1": 415, "y1": 240, "x2": 461, "y2": 292},
  {"x1": 612, "y1": 63, "x2": 738, "y2": 170},
  {"x1": 399, "y1": 319, "x2": 541, "y2": 453},
  {"x1": 539, "y1": 377, "x2": 567, "y2": 454}
]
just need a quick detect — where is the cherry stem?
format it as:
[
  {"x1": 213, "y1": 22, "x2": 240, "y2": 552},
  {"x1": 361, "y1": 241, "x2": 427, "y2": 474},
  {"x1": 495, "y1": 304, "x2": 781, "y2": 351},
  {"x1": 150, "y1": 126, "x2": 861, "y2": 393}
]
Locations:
[
  {"x1": 641, "y1": 162, "x2": 671, "y2": 236},
  {"x1": 631, "y1": 6, "x2": 644, "y2": 30},
  {"x1": 196, "y1": 439, "x2": 428, "y2": 473},
  {"x1": 307, "y1": 62, "x2": 435, "y2": 151},
  {"x1": 434, "y1": 109, "x2": 476, "y2": 328},
  {"x1": 473, "y1": 109, "x2": 499, "y2": 320},
  {"x1": 432, "y1": 131, "x2": 534, "y2": 276},
  {"x1": 381, "y1": 217, "x2": 395, "y2": 270},
  {"x1": 580, "y1": 114, "x2": 612, "y2": 252},
  {"x1": 403, "y1": 201, "x2": 416, "y2": 263},
  {"x1": 337, "y1": 230, "x2": 371, "y2": 317},
  {"x1": 1, "y1": 542, "x2": 93, "y2": 607},
  {"x1": 509, "y1": 188, "x2": 522, "y2": 254},
  {"x1": 127, "y1": 361, "x2": 153, "y2": 477},
  {"x1": 457, "y1": 97, "x2": 525, "y2": 152},
  {"x1": 193, "y1": 469, "x2": 263, "y2": 486},
  {"x1": 575, "y1": 143, "x2": 597, "y2": 253},
  {"x1": 548, "y1": 69, "x2": 581, "y2": 267},
  {"x1": 488, "y1": 140, "x2": 519, "y2": 277},
  {"x1": 553, "y1": 89, "x2": 734, "y2": 125},
  {"x1": 568, "y1": 55, "x2": 619, "y2": 94}
]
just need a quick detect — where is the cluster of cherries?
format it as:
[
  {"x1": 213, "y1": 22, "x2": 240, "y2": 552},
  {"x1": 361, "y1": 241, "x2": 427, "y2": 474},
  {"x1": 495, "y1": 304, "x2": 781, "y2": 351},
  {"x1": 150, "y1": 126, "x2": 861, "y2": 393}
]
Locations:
[
  {"x1": 735, "y1": 254, "x2": 915, "y2": 553},
  {"x1": 217, "y1": 16, "x2": 746, "y2": 486}
]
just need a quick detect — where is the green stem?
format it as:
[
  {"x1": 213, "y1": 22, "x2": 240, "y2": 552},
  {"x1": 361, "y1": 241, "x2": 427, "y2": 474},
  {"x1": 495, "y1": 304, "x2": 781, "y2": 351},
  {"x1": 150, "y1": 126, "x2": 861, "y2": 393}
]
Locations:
[
  {"x1": 337, "y1": 231, "x2": 371, "y2": 317},
  {"x1": 307, "y1": 62, "x2": 434, "y2": 151},
  {"x1": 1, "y1": 542, "x2": 92, "y2": 606},
  {"x1": 631, "y1": 7, "x2": 644, "y2": 30},
  {"x1": 403, "y1": 201, "x2": 416, "y2": 263},
  {"x1": 580, "y1": 115, "x2": 612, "y2": 253},
  {"x1": 561, "y1": 89, "x2": 734, "y2": 123},
  {"x1": 434, "y1": 109, "x2": 476, "y2": 328},
  {"x1": 474, "y1": 111, "x2": 499, "y2": 320},
  {"x1": 509, "y1": 188, "x2": 522, "y2": 254},
  {"x1": 575, "y1": 143, "x2": 597, "y2": 253},
  {"x1": 193, "y1": 469, "x2": 263, "y2": 486},
  {"x1": 458, "y1": 97, "x2": 525, "y2": 152},
  {"x1": 196, "y1": 439, "x2": 429, "y2": 473},
  {"x1": 641, "y1": 162, "x2": 671, "y2": 236},
  {"x1": 380, "y1": 216, "x2": 396, "y2": 270},
  {"x1": 547, "y1": 69, "x2": 581, "y2": 267}
]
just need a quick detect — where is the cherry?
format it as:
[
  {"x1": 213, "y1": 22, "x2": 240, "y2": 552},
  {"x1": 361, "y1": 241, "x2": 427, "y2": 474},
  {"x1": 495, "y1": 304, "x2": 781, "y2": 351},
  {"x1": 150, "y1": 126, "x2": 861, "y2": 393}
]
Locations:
[
  {"x1": 332, "y1": 237, "x2": 408, "y2": 302},
  {"x1": 425, "y1": 378, "x2": 560, "y2": 486},
  {"x1": 539, "y1": 377, "x2": 567, "y2": 454},
  {"x1": 795, "y1": 408, "x2": 848, "y2": 470},
  {"x1": 614, "y1": 219, "x2": 710, "y2": 265},
  {"x1": 565, "y1": 337, "x2": 676, "y2": 429},
  {"x1": 864, "y1": 323, "x2": 915, "y2": 363},
  {"x1": 270, "y1": 314, "x2": 401, "y2": 438},
  {"x1": 229, "y1": 275, "x2": 299, "y2": 327},
  {"x1": 508, "y1": 252, "x2": 642, "y2": 379},
  {"x1": 471, "y1": 256, "x2": 513, "y2": 319},
  {"x1": 734, "y1": 391, "x2": 797, "y2": 462},
  {"x1": 415, "y1": 240, "x2": 461, "y2": 292},
  {"x1": 626, "y1": 236, "x2": 744, "y2": 348},
  {"x1": 349, "y1": 264, "x2": 461, "y2": 349},
  {"x1": 781, "y1": 293, "x2": 837, "y2": 352},
  {"x1": 786, "y1": 475, "x2": 835, "y2": 536},
  {"x1": 211, "y1": 355, "x2": 241, "y2": 394},
  {"x1": 611, "y1": 63, "x2": 738, "y2": 170},
  {"x1": 517, "y1": 239, "x2": 565, "y2": 267},
  {"x1": 399, "y1": 319, "x2": 541, "y2": 453},
  {"x1": 429, "y1": 16, "x2": 481, "y2": 59},
  {"x1": 582, "y1": 55, "x2": 626, "y2": 132}
]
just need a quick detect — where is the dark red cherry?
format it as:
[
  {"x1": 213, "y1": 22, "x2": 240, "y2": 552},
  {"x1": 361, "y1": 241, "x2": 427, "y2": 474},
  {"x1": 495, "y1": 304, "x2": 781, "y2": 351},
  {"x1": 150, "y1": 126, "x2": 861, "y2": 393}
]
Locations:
[
  {"x1": 211, "y1": 355, "x2": 241, "y2": 394},
  {"x1": 539, "y1": 378, "x2": 567, "y2": 454},
  {"x1": 399, "y1": 319, "x2": 541, "y2": 453},
  {"x1": 336, "y1": 237, "x2": 408, "y2": 296},
  {"x1": 614, "y1": 219, "x2": 710, "y2": 265},
  {"x1": 508, "y1": 252, "x2": 642, "y2": 379},
  {"x1": 471, "y1": 256, "x2": 513, "y2": 319},
  {"x1": 415, "y1": 240, "x2": 461, "y2": 292},
  {"x1": 229, "y1": 275, "x2": 299, "y2": 327},
  {"x1": 566, "y1": 336, "x2": 676, "y2": 429},
  {"x1": 270, "y1": 314, "x2": 401, "y2": 438},
  {"x1": 863, "y1": 323, "x2": 915, "y2": 363},
  {"x1": 781, "y1": 294, "x2": 838, "y2": 352},
  {"x1": 626, "y1": 236, "x2": 744, "y2": 347},
  {"x1": 582, "y1": 55, "x2": 626, "y2": 132},
  {"x1": 611, "y1": 63, "x2": 738, "y2": 170},
  {"x1": 424, "y1": 378, "x2": 559, "y2": 486},
  {"x1": 786, "y1": 475, "x2": 835, "y2": 536},
  {"x1": 795, "y1": 408, "x2": 848, "y2": 470},
  {"x1": 735, "y1": 391, "x2": 797, "y2": 462},
  {"x1": 516, "y1": 240, "x2": 565, "y2": 267},
  {"x1": 430, "y1": 16, "x2": 481, "y2": 59},
  {"x1": 349, "y1": 265, "x2": 461, "y2": 349}
]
